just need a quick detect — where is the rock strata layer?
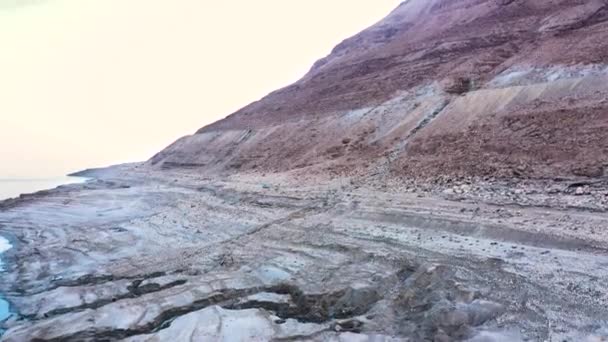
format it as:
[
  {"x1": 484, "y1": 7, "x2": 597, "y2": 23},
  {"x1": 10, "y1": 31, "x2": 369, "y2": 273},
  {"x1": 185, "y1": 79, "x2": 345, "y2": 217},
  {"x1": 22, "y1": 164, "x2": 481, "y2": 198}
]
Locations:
[
  {"x1": 151, "y1": 0, "x2": 608, "y2": 181},
  {"x1": 1, "y1": 166, "x2": 608, "y2": 340},
  {"x1": 3, "y1": 0, "x2": 608, "y2": 340}
]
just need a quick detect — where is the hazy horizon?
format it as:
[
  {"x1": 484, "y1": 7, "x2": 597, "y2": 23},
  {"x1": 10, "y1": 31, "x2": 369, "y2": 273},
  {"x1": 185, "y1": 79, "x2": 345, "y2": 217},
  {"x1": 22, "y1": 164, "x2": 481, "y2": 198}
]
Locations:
[{"x1": 0, "y1": 0, "x2": 401, "y2": 179}]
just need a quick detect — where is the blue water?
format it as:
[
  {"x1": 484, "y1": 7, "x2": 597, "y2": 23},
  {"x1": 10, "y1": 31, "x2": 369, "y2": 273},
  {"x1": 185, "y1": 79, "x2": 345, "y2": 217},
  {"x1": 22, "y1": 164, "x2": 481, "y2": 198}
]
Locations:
[{"x1": 0, "y1": 236, "x2": 11, "y2": 323}]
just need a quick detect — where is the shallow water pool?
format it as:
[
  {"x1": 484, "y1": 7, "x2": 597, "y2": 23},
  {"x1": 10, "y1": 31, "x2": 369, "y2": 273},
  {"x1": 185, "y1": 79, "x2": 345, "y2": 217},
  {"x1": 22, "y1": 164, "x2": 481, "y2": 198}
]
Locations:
[{"x1": 0, "y1": 236, "x2": 11, "y2": 323}]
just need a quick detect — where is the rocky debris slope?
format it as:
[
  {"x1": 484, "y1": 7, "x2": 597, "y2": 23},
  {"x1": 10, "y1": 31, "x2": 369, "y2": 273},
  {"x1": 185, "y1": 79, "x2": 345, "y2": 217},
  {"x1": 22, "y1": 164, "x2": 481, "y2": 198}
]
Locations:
[
  {"x1": 1, "y1": 166, "x2": 608, "y2": 341},
  {"x1": 150, "y1": 0, "x2": 608, "y2": 180}
]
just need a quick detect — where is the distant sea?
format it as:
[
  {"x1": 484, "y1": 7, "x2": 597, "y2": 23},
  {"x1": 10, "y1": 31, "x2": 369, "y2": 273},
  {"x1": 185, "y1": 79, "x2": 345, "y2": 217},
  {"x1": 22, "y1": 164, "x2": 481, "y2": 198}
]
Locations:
[{"x1": 0, "y1": 176, "x2": 88, "y2": 201}]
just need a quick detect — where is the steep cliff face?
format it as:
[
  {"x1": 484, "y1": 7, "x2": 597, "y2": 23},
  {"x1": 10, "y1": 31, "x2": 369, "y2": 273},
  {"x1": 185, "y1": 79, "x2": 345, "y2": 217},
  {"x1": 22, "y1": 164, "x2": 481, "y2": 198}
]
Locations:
[{"x1": 150, "y1": 0, "x2": 608, "y2": 180}]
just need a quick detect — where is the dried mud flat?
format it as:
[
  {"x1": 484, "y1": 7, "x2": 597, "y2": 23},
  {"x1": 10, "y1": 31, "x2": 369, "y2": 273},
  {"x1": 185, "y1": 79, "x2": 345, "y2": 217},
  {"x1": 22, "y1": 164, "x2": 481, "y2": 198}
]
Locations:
[{"x1": 1, "y1": 165, "x2": 607, "y2": 341}]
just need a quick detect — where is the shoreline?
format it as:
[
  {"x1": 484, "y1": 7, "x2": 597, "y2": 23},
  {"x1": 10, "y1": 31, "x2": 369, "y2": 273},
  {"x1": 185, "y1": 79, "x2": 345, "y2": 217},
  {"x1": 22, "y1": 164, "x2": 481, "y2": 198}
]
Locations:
[
  {"x1": 0, "y1": 176, "x2": 89, "y2": 202},
  {"x1": 0, "y1": 175, "x2": 93, "y2": 334},
  {"x1": 0, "y1": 166, "x2": 607, "y2": 340},
  {"x1": 0, "y1": 235, "x2": 13, "y2": 328}
]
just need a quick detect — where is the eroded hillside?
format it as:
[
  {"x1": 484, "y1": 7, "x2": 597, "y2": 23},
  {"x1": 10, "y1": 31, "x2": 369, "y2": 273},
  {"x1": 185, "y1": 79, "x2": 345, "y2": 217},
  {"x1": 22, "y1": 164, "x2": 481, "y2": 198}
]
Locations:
[{"x1": 150, "y1": 0, "x2": 608, "y2": 181}]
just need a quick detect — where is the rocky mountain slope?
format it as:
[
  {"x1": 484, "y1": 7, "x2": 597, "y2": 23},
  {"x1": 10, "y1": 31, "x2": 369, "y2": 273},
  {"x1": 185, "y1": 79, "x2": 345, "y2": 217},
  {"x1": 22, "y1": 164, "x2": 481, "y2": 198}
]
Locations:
[
  {"x1": 3, "y1": 1, "x2": 608, "y2": 341},
  {"x1": 150, "y1": 0, "x2": 608, "y2": 181}
]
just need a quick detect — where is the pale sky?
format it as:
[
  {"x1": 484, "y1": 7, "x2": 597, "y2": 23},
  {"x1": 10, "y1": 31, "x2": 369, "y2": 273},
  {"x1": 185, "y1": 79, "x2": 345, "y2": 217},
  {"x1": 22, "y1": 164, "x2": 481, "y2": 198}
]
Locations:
[{"x1": 0, "y1": 0, "x2": 401, "y2": 178}]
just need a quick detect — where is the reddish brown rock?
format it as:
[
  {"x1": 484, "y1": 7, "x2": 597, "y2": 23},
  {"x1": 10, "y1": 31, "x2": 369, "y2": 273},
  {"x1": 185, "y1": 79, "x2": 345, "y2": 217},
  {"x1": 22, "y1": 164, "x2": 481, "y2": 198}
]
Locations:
[{"x1": 151, "y1": 0, "x2": 608, "y2": 180}]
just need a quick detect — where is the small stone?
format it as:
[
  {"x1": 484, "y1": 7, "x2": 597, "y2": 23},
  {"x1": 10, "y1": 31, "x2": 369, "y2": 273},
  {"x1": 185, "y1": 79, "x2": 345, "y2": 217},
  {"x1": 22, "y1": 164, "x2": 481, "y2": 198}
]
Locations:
[
  {"x1": 434, "y1": 331, "x2": 451, "y2": 342},
  {"x1": 442, "y1": 309, "x2": 470, "y2": 328}
]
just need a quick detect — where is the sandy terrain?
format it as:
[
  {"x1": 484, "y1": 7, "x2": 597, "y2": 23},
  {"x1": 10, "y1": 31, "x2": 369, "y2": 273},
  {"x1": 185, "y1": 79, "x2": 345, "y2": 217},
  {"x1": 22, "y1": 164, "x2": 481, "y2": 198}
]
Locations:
[{"x1": 0, "y1": 165, "x2": 607, "y2": 341}]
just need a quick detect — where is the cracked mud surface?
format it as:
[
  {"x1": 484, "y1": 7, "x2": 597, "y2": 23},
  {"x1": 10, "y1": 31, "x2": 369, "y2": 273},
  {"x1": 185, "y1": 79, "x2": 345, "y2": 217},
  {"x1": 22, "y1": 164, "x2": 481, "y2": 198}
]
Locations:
[{"x1": 1, "y1": 166, "x2": 608, "y2": 341}]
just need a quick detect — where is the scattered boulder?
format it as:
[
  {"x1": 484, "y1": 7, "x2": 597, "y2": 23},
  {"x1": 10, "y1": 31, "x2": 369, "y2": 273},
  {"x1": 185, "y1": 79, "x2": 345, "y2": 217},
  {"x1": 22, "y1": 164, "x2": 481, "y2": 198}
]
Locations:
[
  {"x1": 393, "y1": 264, "x2": 504, "y2": 341},
  {"x1": 440, "y1": 76, "x2": 474, "y2": 95},
  {"x1": 574, "y1": 186, "x2": 591, "y2": 196}
]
